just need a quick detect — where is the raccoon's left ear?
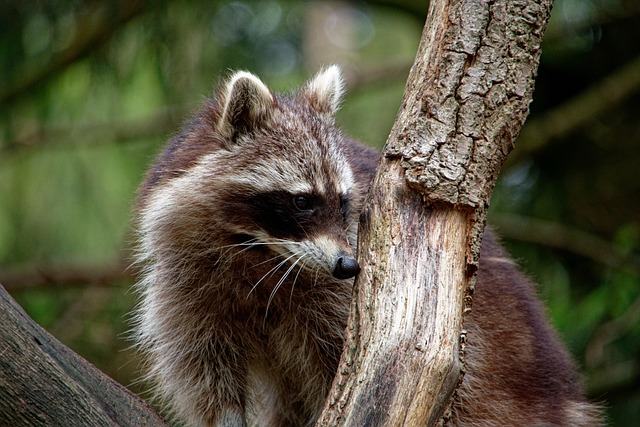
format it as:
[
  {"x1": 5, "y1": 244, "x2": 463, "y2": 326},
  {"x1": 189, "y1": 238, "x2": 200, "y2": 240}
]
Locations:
[
  {"x1": 303, "y1": 65, "x2": 345, "y2": 116},
  {"x1": 217, "y1": 71, "x2": 274, "y2": 148}
]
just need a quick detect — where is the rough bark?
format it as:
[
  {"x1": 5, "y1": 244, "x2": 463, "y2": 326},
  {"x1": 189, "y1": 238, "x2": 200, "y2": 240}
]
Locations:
[
  {"x1": 0, "y1": 284, "x2": 168, "y2": 427},
  {"x1": 317, "y1": 0, "x2": 552, "y2": 425}
]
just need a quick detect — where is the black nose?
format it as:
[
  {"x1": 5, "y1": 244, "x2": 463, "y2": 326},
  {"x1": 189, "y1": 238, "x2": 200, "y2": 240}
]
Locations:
[{"x1": 332, "y1": 254, "x2": 360, "y2": 279}]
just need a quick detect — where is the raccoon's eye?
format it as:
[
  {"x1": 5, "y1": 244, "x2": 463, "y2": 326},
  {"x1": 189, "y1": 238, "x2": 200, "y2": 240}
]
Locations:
[{"x1": 293, "y1": 195, "x2": 313, "y2": 211}]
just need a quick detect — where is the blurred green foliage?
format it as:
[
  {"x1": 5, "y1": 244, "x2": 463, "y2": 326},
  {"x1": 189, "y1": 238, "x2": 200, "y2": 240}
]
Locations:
[{"x1": 1, "y1": 0, "x2": 639, "y2": 424}]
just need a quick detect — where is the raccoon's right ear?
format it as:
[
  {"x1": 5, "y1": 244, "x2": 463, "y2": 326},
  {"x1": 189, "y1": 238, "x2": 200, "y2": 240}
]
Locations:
[
  {"x1": 302, "y1": 65, "x2": 345, "y2": 116},
  {"x1": 217, "y1": 71, "x2": 274, "y2": 148}
]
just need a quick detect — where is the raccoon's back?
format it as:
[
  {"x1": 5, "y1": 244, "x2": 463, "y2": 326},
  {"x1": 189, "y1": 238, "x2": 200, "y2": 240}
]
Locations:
[{"x1": 451, "y1": 231, "x2": 603, "y2": 425}]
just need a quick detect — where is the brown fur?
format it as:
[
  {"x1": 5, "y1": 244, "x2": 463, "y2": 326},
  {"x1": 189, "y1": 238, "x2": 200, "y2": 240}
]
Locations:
[
  {"x1": 132, "y1": 67, "x2": 602, "y2": 426},
  {"x1": 451, "y1": 234, "x2": 603, "y2": 425}
]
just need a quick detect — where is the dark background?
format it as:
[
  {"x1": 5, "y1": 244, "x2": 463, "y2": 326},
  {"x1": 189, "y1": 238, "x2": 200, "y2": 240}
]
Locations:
[{"x1": 1, "y1": 1, "x2": 638, "y2": 424}]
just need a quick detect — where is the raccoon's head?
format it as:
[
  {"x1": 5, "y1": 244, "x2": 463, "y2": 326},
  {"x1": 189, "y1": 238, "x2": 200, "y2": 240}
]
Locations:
[
  {"x1": 210, "y1": 66, "x2": 361, "y2": 280},
  {"x1": 140, "y1": 66, "x2": 363, "y2": 281}
]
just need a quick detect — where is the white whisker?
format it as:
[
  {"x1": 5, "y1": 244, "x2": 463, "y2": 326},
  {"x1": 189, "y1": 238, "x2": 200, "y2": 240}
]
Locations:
[
  {"x1": 289, "y1": 255, "x2": 311, "y2": 309},
  {"x1": 253, "y1": 251, "x2": 292, "y2": 268},
  {"x1": 219, "y1": 239, "x2": 303, "y2": 264},
  {"x1": 265, "y1": 252, "x2": 307, "y2": 319},
  {"x1": 247, "y1": 252, "x2": 301, "y2": 297},
  {"x1": 220, "y1": 239, "x2": 303, "y2": 250}
]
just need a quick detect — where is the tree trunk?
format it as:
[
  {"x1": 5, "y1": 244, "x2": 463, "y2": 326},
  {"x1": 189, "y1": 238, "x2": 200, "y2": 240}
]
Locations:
[
  {"x1": 0, "y1": 284, "x2": 168, "y2": 427},
  {"x1": 317, "y1": 0, "x2": 552, "y2": 425}
]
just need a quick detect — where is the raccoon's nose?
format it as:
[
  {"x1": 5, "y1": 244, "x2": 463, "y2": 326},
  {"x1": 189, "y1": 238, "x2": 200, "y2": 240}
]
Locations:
[{"x1": 332, "y1": 253, "x2": 360, "y2": 279}]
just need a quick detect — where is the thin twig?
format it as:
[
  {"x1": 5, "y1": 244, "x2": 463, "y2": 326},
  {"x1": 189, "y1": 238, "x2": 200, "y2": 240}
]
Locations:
[
  {"x1": 585, "y1": 295, "x2": 640, "y2": 368},
  {"x1": 490, "y1": 213, "x2": 640, "y2": 274}
]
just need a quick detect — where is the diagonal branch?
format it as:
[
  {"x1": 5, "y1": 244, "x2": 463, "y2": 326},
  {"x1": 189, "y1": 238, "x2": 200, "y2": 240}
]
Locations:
[
  {"x1": 511, "y1": 53, "x2": 640, "y2": 163},
  {"x1": 0, "y1": 0, "x2": 148, "y2": 108},
  {"x1": 0, "y1": 283, "x2": 168, "y2": 426}
]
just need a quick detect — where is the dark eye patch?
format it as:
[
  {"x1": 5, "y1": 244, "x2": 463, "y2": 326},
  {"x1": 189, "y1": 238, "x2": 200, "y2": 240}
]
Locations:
[{"x1": 248, "y1": 190, "x2": 318, "y2": 240}]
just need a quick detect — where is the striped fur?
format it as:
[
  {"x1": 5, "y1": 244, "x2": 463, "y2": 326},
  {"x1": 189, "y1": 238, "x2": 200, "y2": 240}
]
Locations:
[{"x1": 132, "y1": 67, "x2": 602, "y2": 426}]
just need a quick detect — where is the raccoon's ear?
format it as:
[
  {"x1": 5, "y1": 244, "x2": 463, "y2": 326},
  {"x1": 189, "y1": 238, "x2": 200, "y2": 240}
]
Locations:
[
  {"x1": 303, "y1": 65, "x2": 345, "y2": 116},
  {"x1": 217, "y1": 71, "x2": 274, "y2": 147}
]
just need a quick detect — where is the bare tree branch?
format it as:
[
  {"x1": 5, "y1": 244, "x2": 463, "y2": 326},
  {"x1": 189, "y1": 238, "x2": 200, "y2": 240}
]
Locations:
[
  {"x1": 511, "y1": 53, "x2": 640, "y2": 163},
  {"x1": 587, "y1": 359, "x2": 640, "y2": 403},
  {"x1": 347, "y1": 61, "x2": 413, "y2": 93},
  {"x1": 0, "y1": 0, "x2": 148, "y2": 108},
  {"x1": 0, "y1": 260, "x2": 132, "y2": 292},
  {"x1": 4, "y1": 212, "x2": 636, "y2": 294},
  {"x1": 586, "y1": 296, "x2": 640, "y2": 368},
  {"x1": 3, "y1": 106, "x2": 186, "y2": 154},
  {"x1": 0, "y1": 283, "x2": 168, "y2": 426},
  {"x1": 491, "y1": 213, "x2": 640, "y2": 275}
]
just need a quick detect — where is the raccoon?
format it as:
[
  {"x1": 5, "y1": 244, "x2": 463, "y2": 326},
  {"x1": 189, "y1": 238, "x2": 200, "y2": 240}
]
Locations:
[{"x1": 132, "y1": 66, "x2": 602, "y2": 426}]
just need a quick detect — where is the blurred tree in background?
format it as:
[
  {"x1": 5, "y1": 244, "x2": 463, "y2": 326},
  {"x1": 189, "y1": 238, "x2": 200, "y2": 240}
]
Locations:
[{"x1": 0, "y1": 0, "x2": 638, "y2": 424}]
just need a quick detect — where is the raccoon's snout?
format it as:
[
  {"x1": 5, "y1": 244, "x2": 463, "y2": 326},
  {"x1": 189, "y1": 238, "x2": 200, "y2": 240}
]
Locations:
[{"x1": 332, "y1": 252, "x2": 360, "y2": 279}]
